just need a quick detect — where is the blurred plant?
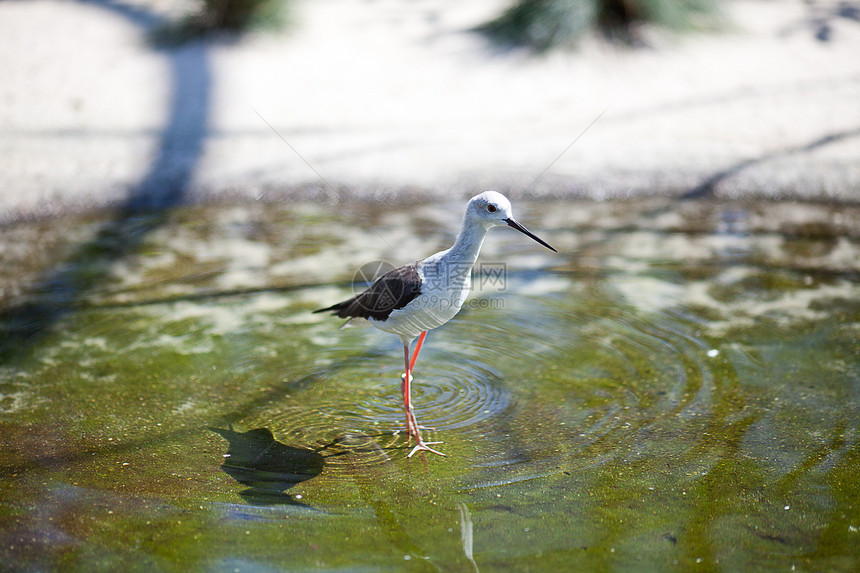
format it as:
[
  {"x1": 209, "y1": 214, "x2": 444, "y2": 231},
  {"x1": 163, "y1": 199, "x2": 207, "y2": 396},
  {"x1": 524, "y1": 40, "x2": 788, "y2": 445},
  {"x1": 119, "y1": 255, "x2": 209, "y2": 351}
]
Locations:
[
  {"x1": 781, "y1": 0, "x2": 860, "y2": 42},
  {"x1": 197, "y1": 0, "x2": 288, "y2": 30},
  {"x1": 477, "y1": 0, "x2": 725, "y2": 51},
  {"x1": 152, "y1": 0, "x2": 292, "y2": 44}
]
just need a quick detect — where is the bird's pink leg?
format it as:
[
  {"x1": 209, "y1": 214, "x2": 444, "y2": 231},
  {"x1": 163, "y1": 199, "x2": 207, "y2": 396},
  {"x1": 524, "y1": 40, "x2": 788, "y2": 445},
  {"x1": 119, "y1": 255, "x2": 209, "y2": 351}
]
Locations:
[
  {"x1": 409, "y1": 330, "x2": 427, "y2": 372},
  {"x1": 403, "y1": 331, "x2": 427, "y2": 438},
  {"x1": 402, "y1": 342, "x2": 418, "y2": 441},
  {"x1": 406, "y1": 331, "x2": 434, "y2": 433},
  {"x1": 400, "y1": 331, "x2": 445, "y2": 457}
]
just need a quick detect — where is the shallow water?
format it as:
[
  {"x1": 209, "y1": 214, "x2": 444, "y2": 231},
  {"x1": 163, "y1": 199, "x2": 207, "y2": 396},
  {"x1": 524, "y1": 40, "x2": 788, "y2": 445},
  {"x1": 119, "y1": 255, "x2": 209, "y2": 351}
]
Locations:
[{"x1": 1, "y1": 197, "x2": 858, "y2": 571}]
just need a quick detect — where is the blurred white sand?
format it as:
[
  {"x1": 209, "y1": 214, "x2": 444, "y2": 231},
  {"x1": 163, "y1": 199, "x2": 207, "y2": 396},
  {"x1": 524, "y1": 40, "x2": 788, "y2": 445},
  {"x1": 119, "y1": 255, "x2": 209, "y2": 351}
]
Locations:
[{"x1": 1, "y1": 0, "x2": 859, "y2": 216}]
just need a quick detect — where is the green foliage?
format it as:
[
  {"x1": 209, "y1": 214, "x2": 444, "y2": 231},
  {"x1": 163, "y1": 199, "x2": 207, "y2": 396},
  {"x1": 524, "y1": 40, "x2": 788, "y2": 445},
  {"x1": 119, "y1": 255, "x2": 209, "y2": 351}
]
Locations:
[
  {"x1": 197, "y1": 0, "x2": 288, "y2": 31},
  {"x1": 151, "y1": 0, "x2": 291, "y2": 45},
  {"x1": 478, "y1": 0, "x2": 725, "y2": 51},
  {"x1": 478, "y1": 0, "x2": 597, "y2": 52}
]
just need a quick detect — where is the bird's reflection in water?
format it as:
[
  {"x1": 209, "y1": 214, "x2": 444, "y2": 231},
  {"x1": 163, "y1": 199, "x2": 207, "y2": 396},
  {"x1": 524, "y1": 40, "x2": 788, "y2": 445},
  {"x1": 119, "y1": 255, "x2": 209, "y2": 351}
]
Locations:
[{"x1": 210, "y1": 427, "x2": 324, "y2": 506}]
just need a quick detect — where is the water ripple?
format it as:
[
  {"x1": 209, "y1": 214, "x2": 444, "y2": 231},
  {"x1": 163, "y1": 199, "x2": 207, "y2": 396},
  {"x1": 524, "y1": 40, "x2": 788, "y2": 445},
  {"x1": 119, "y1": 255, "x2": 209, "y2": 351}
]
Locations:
[
  {"x1": 244, "y1": 351, "x2": 513, "y2": 469},
  {"x1": 239, "y1": 283, "x2": 721, "y2": 481},
  {"x1": 451, "y1": 297, "x2": 722, "y2": 487}
]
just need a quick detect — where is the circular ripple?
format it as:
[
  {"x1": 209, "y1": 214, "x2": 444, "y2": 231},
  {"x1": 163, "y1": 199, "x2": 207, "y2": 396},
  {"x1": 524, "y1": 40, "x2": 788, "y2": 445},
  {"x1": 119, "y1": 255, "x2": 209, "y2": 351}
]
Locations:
[
  {"x1": 441, "y1": 300, "x2": 724, "y2": 486},
  {"x1": 243, "y1": 296, "x2": 722, "y2": 480},
  {"x1": 241, "y1": 351, "x2": 514, "y2": 471},
  {"x1": 345, "y1": 362, "x2": 512, "y2": 433}
]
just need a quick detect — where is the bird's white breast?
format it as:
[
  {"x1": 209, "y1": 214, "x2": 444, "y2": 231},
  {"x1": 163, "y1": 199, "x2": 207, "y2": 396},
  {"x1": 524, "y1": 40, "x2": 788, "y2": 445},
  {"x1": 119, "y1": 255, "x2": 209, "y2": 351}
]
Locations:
[{"x1": 369, "y1": 252, "x2": 473, "y2": 341}]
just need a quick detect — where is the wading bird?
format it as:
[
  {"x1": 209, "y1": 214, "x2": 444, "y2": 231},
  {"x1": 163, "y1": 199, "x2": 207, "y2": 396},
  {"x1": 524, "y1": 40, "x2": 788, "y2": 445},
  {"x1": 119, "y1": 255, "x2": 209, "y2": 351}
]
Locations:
[{"x1": 314, "y1": 191, "x2": 557, "y2": 457}]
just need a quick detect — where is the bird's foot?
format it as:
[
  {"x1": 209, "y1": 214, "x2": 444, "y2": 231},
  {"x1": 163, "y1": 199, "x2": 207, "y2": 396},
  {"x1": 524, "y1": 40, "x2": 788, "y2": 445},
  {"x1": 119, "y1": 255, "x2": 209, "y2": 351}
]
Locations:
[
  {"x1": 403, "y1": 409, "x2": 436, "y2": 436},
  {"x1": 407, "y1": 439, "x2": 446, "y2": 458},
  {"x1": 405, "y1": 418, "x2": 445, "y2": 457},
  {"x1": 399, "y1": 416, "x2": 445, "y2": 456},
  {"x1": 399, "y1": 372, "x2": 444, "y2": 457}
]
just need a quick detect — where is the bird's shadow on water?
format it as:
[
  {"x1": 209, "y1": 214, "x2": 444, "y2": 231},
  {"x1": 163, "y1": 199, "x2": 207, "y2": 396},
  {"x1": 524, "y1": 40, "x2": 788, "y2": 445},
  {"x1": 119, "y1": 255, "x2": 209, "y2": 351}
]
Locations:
[
  {"x1": 0, "y1": 0, "x2": 210, "y2": 363},
  {"x1": 210, "y1": 426, "x2": 326, "y2": 507}
]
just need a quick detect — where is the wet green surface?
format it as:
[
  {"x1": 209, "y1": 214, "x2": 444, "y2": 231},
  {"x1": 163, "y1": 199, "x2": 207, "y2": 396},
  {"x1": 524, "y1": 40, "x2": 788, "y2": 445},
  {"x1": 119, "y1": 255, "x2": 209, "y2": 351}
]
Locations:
[{"x1": 1, "y1": 198, "x2": 858, "y2": 571}]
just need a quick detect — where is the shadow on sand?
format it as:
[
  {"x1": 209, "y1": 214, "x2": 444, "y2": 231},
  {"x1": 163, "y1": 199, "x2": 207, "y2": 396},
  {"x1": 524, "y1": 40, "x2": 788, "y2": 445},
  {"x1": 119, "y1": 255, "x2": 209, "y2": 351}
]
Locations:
[{"x1": 0, "y1": 0, "x2": 210, "y2": 362}]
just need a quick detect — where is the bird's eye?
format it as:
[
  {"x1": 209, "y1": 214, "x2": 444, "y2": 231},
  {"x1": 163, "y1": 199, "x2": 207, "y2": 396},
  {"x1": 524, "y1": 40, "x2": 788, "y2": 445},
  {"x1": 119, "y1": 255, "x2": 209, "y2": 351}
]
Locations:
[{"x1": 487, "y1": 204, "x2": 497, "y2": 213}]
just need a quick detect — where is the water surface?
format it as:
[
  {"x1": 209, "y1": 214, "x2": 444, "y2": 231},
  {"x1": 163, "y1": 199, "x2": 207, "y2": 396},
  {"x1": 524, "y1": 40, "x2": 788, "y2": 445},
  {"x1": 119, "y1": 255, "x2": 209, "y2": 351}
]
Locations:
[{"x1": 0, "y1": 197, "x2": 858, "y2": 571}]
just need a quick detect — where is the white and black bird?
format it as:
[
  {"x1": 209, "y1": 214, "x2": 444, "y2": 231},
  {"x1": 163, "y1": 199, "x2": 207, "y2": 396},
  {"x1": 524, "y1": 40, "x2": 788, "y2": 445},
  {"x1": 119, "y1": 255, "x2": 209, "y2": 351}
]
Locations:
[{"x1": 314, "y1": 191, "x2": 557, "y2": 457}]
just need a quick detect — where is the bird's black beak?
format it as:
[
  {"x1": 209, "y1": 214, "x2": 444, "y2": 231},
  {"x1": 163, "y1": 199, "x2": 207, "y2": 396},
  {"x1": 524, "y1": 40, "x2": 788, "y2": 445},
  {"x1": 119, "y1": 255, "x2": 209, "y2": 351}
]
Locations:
[{"x1": 504, "y1": 218, "x2": 558, "y2": 253}]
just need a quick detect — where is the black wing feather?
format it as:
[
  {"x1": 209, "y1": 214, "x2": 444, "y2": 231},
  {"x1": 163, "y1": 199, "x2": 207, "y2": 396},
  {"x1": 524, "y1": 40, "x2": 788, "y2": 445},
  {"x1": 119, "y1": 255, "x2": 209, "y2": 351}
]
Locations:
[{"x1": 313, "y1": 263, "x2": 422, "y2": 321}]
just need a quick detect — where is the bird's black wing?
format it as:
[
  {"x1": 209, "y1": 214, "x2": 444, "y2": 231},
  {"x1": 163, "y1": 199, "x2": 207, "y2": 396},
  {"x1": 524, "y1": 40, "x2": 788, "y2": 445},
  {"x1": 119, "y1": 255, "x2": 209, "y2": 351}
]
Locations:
[{"x1": 313, "y1": 263, "x2": 422, "y2": 321}]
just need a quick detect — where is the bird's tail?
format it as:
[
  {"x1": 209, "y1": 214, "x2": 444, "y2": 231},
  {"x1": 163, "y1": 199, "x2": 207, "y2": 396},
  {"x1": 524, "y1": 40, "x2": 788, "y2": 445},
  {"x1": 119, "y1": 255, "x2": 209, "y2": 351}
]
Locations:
[
  {"x1": 312, "y1": 303, "x2": 342, "y2": 314},
  {"x1": 312, "y1": 298, "x2": 357, "y2": 319}
]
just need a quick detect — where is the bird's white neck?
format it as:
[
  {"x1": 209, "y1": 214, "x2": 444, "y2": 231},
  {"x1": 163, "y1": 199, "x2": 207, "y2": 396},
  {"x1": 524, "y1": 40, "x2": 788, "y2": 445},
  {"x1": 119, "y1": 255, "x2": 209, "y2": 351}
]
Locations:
[{"x1": 444, "y1": 218, "x2": 488, "y2": 266}]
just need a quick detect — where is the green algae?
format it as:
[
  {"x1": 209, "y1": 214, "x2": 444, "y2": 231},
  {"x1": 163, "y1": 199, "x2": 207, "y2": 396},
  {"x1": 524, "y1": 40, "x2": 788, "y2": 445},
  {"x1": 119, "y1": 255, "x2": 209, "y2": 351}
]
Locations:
[{"x1": 0, "y1": 198, "x2": 858, "y2": 571}]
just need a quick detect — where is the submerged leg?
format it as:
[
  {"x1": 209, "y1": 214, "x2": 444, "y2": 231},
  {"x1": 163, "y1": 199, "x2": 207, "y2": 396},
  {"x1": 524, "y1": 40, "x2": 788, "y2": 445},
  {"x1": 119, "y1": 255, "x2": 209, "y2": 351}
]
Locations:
[
  {"x1": 400, "y1": 332, "x2": 445, "y2": 457},
  {"x1": 402, "y1": 342, "x2": 418, "y2": 440}
]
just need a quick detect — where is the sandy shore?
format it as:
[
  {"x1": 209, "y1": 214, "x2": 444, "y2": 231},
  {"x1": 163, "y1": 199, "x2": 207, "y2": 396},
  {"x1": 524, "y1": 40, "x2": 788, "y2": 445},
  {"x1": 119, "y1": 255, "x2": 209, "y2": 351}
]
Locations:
[{"x1": 1, "y1": 0, "x2": 859, "y2": 216}]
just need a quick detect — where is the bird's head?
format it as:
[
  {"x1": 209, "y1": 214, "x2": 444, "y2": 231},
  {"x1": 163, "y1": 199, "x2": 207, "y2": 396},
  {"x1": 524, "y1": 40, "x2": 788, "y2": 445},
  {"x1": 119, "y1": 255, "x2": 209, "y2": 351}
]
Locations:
[
  {"x1": 467, "y1": 191, "x2": 514, "y2": 227},
  {"x1": 466, "y1": 191, "x2": 557, "y2": 252}
]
